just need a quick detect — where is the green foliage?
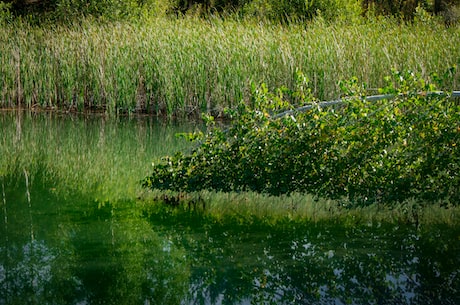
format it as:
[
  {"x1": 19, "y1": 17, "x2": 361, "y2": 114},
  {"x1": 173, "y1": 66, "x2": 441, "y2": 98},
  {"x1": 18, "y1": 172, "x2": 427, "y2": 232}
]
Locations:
[
  {"x1": 143, "y1": 70, "x2": 460, "y2": 205},
  {"x1": 3, "y1": 0, "x2": 168, "y2": 22},
  {"x1": 7, "y1": 0, "x2": 452, "y2": 23},
  {"x1": 168, "y1": 0, "x2": 251, "y2": 16},
  {"x1": 54, "y1": 0, "x2": 136, "y2": 21},
  {"x1": 1, "y1": 17, "x2": 459, "y2": 115},
  {"x1": 361, "y1": 0, "x2": 420, "y2": 19},
  {"x1": 168, "y1": 0, "x2": 352, "y2": 21},
  {"x1": 52, "y1": 0, "x2": 170, "y2": 21},
  {"x1": 242, "y1": 0, "x2": 345, "y2": 21},
  {"x1": 0, "y1": 1, "x2": 13, "y2": 23}
]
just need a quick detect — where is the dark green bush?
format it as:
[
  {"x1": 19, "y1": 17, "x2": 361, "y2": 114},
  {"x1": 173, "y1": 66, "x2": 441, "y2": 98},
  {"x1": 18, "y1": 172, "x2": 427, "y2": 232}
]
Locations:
[
  {"x1": 168, "y1": 0, "x2": 251, "y2": 15},
  {"x1": 0, "y1": 1, "x2": 13, "y2": 22},
  {"x1": 2, "y1": 0, "x2": 347, "y2": 22},
  {"x1": 252, "y1": 0, "x2": 340, "y2": 21},
  {"x1": 2, "y1": 0, "x2": 457, "y2": 23},
  {"x1": 1, "y1": 0, "x2": 166, "y2": 22},
  {"x1": 143, "y1": 70, "x2": 460, "y2": 205}
]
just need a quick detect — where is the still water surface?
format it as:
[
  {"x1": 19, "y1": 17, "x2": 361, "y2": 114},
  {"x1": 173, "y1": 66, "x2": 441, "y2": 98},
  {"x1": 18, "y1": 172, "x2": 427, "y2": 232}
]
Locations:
[{"x1": 0, "y1": 112, "x2": 459, "y2": 304}]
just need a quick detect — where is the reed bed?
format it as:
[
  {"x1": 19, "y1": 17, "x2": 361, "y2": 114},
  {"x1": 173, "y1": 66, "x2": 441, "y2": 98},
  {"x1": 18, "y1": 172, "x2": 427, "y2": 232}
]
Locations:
[{"x1": 1, "y1": 16, "x2": 459, "y2": 116}]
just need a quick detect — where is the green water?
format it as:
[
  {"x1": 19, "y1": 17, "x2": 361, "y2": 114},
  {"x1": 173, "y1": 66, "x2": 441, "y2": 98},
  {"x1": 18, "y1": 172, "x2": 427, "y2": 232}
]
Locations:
[{"x1": 0, "y1": 112, "x2": 459, "y2": 304}]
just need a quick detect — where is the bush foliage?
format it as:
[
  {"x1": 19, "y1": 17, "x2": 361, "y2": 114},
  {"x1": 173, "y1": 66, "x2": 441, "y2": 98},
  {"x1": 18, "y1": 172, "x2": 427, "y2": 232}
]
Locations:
[
  {"x1": 143, "y1": 70, "x2": 460, "y2": 205},
  {"x1": 2, "y1": 0, "x2": 459, "y2": 23}
]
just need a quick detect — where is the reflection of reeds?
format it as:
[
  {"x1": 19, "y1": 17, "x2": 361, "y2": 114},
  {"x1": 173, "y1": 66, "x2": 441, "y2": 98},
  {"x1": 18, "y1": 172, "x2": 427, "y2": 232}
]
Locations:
[
  {"x1": 1, "y1": 178, "x2": 7, "y2": 246},
  {"x1": 23, "y1": 168, "x2": 35, "y2": 241},
  {"x1": 1, "y1": 17, "x2": 459, "y2": 115},
  {"x1": 0, "y1": 112, "x2": 196, "y2": 202},
  {"x1": 23, "y1": 169, "x2": 30, "y2": 205}
]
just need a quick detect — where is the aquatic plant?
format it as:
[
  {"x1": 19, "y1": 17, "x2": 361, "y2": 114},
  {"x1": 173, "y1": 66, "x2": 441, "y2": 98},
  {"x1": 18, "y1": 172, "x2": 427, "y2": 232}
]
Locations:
[{"x1": 0, "y1": 16, "x2": 458, "y2": 115}]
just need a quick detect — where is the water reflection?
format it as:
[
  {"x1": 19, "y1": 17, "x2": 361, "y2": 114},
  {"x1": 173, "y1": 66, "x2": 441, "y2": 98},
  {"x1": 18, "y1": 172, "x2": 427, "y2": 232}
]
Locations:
[
  {"x1": 0, "y1": 113, "x2": 459, "y2": 304},
  {"x1": 0, "y1": 171, "x2": 190, "y2": 305},
  {"x1": 140, "y1": 209, "x2": 459, "y2": 305},
  {"x1": 1, "y1": 177, "x2": 459, "y2": 305}
]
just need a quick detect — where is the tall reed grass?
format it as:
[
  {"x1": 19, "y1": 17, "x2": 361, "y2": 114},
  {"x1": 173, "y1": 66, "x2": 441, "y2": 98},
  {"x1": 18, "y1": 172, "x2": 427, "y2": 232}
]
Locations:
[{"x1": 0, "y1": 16, "x2": 459, "y2": 116}]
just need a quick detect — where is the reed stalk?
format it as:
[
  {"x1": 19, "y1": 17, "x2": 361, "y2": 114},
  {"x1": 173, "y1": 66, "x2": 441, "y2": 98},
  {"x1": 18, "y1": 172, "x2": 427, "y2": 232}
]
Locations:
[{"x1": 0, "y1": 16, "x2": 458, "y2": 115}]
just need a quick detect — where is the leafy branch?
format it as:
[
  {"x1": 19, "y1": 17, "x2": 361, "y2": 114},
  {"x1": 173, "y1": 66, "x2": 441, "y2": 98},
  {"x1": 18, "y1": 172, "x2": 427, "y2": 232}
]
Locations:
[{"x1": 143, "y1": 70, "x2": 459, "y2": 205}]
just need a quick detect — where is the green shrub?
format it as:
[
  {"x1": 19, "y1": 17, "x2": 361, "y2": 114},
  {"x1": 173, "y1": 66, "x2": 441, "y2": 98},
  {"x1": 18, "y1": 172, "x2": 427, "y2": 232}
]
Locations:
[
  {"x1": 3, "y1": 0, "x2": 458, "y2": 22},
  {"x1": 241, "y1": 0, "x2": 344, "y2": 21},
  {"x1": 168, "y1": 0, "x2": 251, "y2": 16},
  {"x1": 3, "y1": 0, "x2": 168, "y2": 22},
  {"x1": 0, "y1": 1, "x2": 13, "y2": 23},
  {"x1": 143, "y1": 70, "x2": 460, "y2": 205}
]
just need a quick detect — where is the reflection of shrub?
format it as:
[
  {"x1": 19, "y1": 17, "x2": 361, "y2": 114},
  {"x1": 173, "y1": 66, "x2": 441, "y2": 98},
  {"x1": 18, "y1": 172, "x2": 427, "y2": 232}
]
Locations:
[{"x1": 143, "y1": 70, "x2": 460, "y2": 205}]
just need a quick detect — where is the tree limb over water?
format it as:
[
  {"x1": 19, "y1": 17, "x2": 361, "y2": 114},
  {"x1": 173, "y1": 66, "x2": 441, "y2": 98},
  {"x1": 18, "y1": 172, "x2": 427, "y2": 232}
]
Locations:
[{"x1": 143, "y1": 70, "x2": 460, "y2": 206}]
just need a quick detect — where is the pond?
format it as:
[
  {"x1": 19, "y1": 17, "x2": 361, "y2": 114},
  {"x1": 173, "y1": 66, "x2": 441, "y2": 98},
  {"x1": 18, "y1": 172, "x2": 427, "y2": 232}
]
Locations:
[{"x1": 0, "y1": 112, "x2": 459, "y2": 304}]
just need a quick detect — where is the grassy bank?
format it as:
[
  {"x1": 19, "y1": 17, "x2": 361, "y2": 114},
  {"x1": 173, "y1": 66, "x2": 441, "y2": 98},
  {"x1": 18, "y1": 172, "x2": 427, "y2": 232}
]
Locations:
[{"x1": 1, "y1": 16, "x2": 459, "y2": 116}]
